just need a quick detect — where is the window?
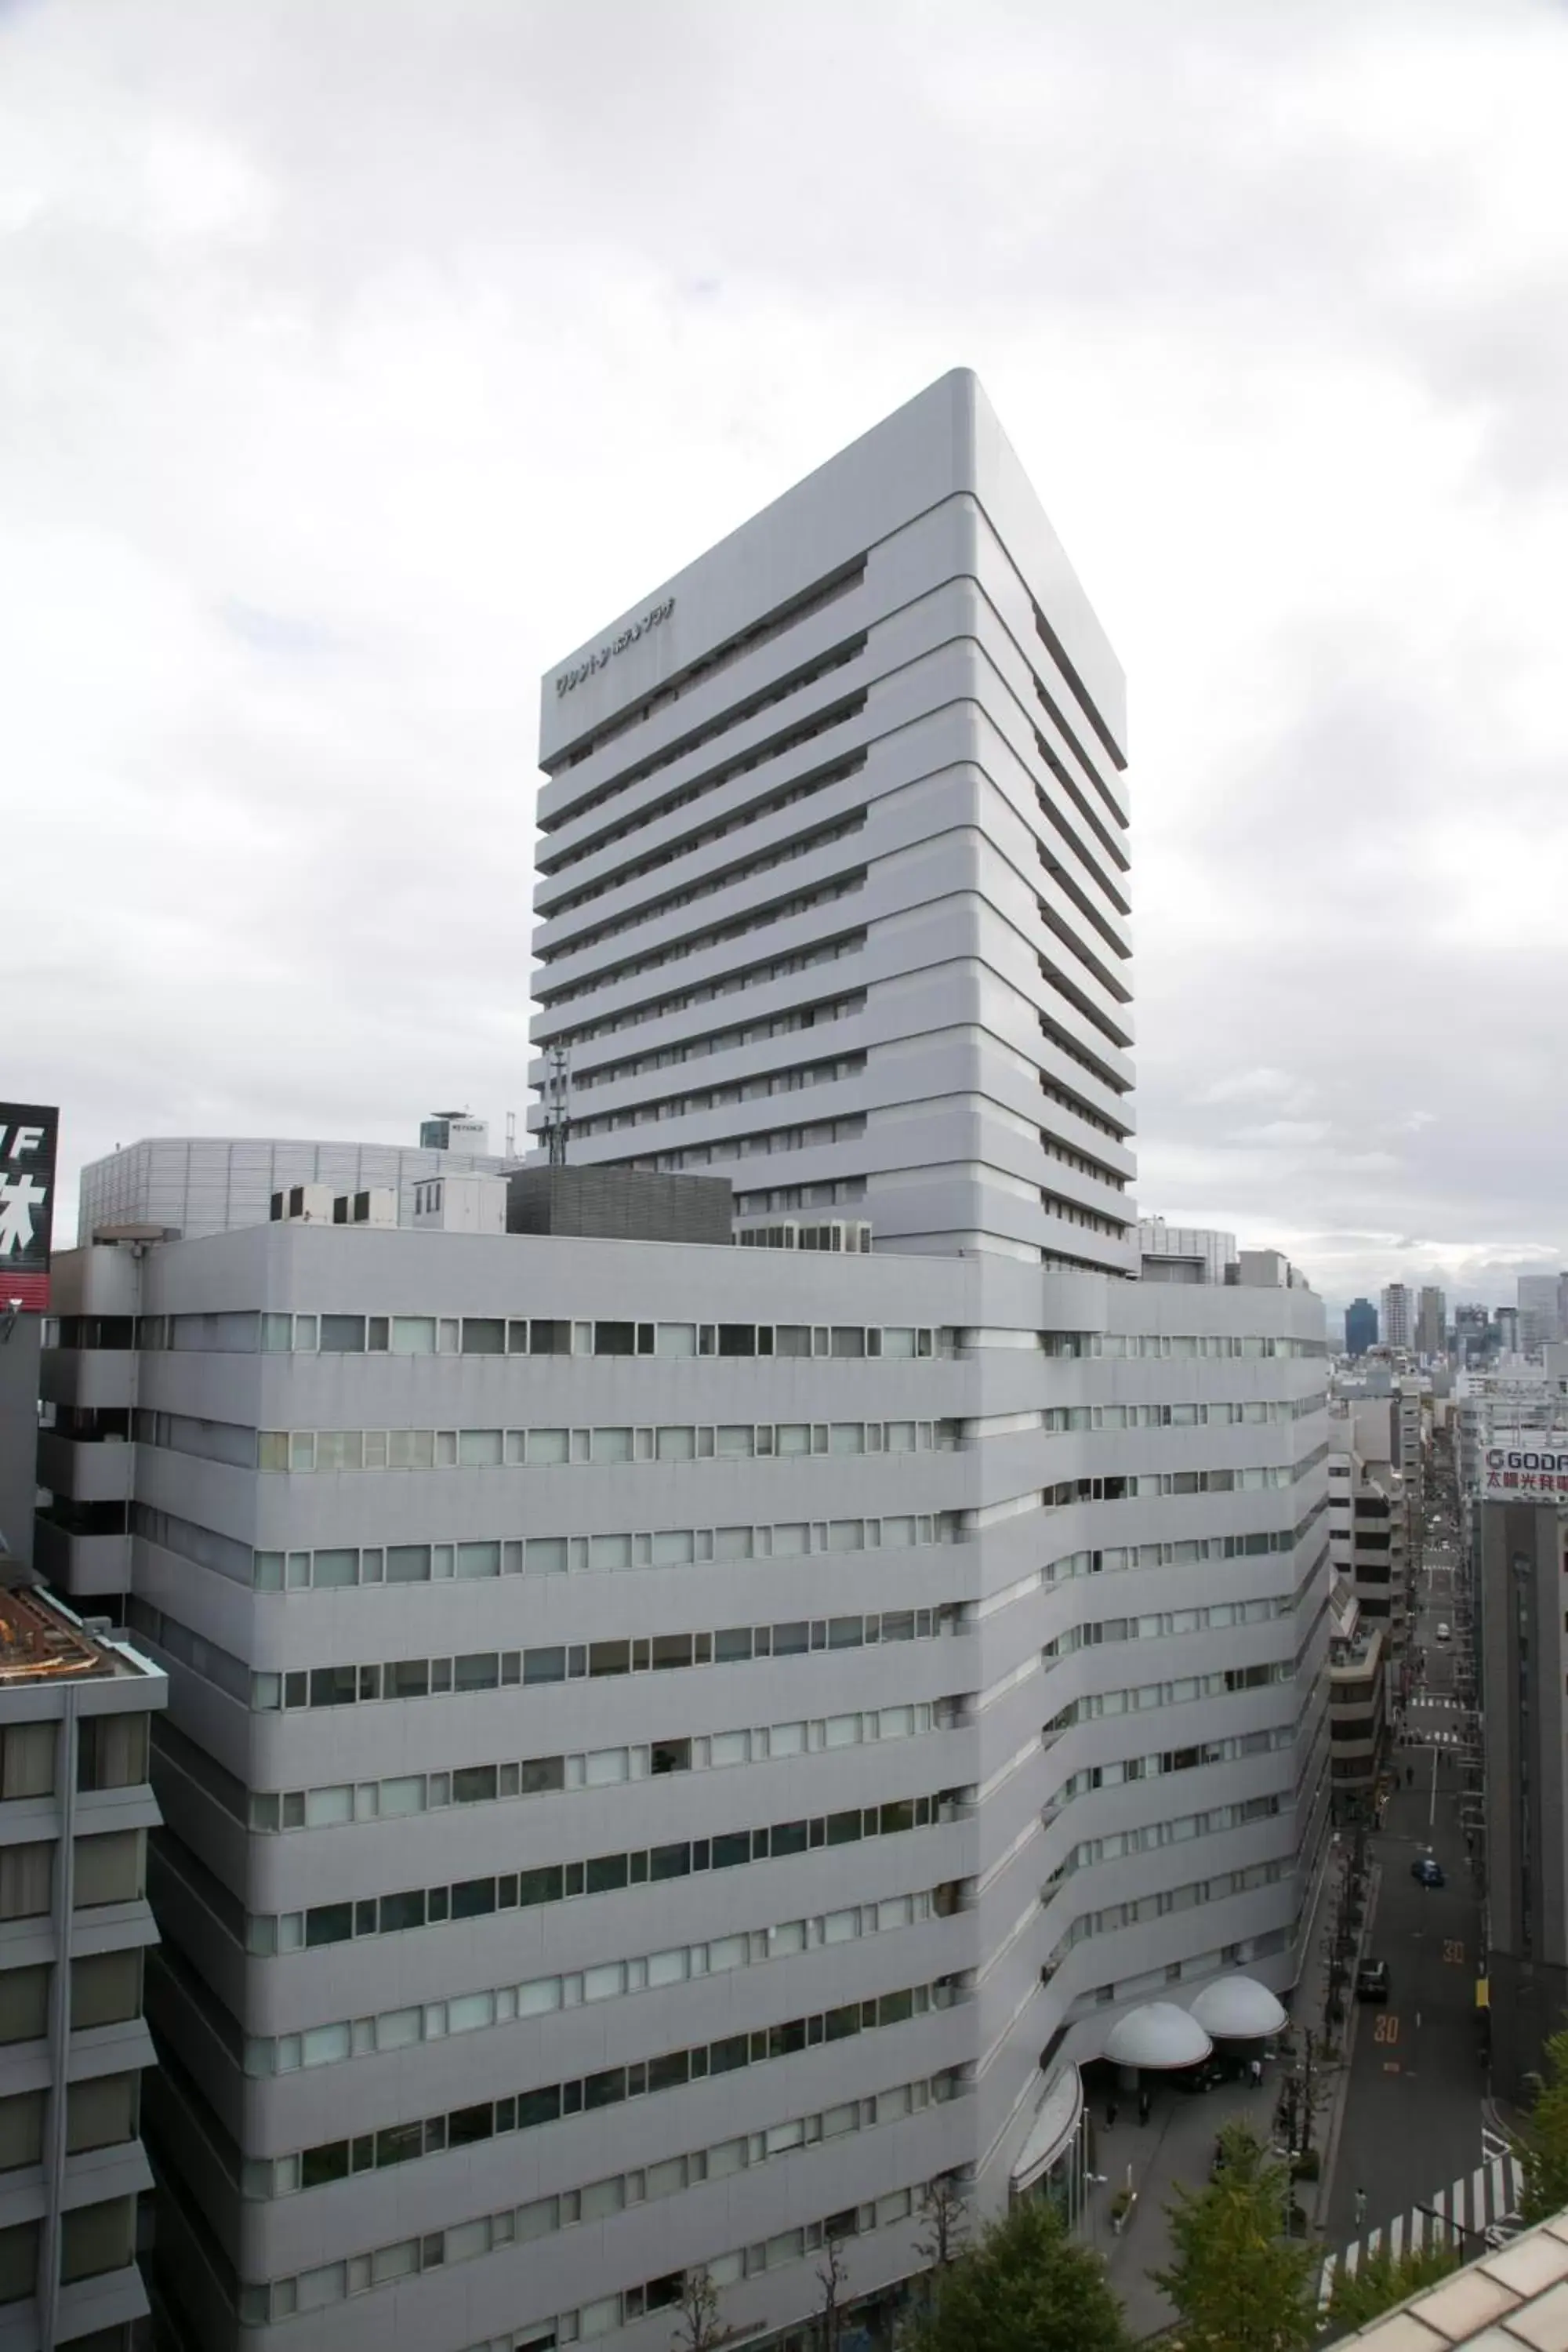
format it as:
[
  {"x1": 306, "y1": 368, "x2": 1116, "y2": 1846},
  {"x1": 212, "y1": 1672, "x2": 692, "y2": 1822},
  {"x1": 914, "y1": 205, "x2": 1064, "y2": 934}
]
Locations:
[
  {"x1": 67, "y1": 2072, "x2": 136, "y2": 2154},
  {"x1": 0, "y1": 1845, "x2": 50, "y2": 1922},
  {"x1": 60, "y1": 2197, "x2": 134, "y2": 2285},
  {"x1": 0, "y1": 2091, "x2": 42, "y2": 2172},
  {"x1": 0, "y1": 1722, "x2": 53, "y2": 1799},
  {"x1": 0, "y1": 2220, "x2": 37, "y2": 2305},
  {"x1": 77, "y1": 1714, "x2": 147, "y2": 1793},
  {"x1": 74, "y1": 1831, "x2": 142, "y2": 1909},
  {"x1": 71, "y1": 1951, "x2": 139, "y2": 2031},
  {"x1": 0, "y1": 1966, "x2": 46, "y2": 2048}
]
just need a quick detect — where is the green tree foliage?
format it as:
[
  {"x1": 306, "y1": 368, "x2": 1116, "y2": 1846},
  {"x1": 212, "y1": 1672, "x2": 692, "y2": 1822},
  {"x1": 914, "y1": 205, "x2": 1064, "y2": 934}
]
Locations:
[
  {"x1": 1327, "y1": 2239, "x2": 1458, "y2": 2329},
  {"x1": 1519, "y1": 2028, "x2": 1568, "y2": 2223},
  {"x1": 905, "y1": 2195, "x2": 1131, "y2": 2352},
  {"x1": 1153, "y1": 2123, "x2": 1318, "y2": 2352}
]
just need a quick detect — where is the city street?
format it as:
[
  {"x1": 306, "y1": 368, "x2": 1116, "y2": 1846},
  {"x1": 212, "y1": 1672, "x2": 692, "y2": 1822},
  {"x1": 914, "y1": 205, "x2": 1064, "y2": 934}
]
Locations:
[{"x1": 1323, "y1": 1516, "x2": 1488, "y2": 2247}]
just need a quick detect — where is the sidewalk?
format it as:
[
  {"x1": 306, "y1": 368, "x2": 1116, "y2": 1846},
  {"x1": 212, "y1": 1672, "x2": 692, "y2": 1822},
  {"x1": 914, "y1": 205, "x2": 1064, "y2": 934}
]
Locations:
[
  {"x1": 1095, "y1": 2069, "x2": 1283, "y2": 2336},
  {"x1": 1094, "y1": 1837, "x2": 1361, "y2": 2337}
]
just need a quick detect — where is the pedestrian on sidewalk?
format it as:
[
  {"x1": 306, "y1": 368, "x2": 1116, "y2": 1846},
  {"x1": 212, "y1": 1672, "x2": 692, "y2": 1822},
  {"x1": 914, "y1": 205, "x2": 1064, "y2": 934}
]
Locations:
[
  {"x1": 1249, "y1": 2056, "x2": 1263, "y2": 2088},
  {"x1": 1138, "y1": 2088, "x2": 1150, "y2": 2125},
  {"x1": 1355, "y1": 2187, "x2": 1367, "y2": 2229}
]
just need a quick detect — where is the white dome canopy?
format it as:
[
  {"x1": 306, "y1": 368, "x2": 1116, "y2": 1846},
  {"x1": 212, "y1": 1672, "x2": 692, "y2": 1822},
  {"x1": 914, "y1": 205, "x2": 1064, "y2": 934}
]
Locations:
[
  {"x1": 1189, "y1": 1976, "x2": 1288, "y2": 2040},
  {"x1": 1102, "y1": 2002, "x2": 1214, "y2": 2071}
]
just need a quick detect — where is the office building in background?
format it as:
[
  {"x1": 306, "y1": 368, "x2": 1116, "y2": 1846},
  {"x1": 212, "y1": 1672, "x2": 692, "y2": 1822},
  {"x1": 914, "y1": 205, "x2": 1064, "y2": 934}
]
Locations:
[
  {"x1": 1416, "y1": 1286, "x2": 1446, "y2": 1359},
  {"x1": 1380, "y1": 1283, "x2": 1414, "y2": 1352},
  {"x1": 1344, "y1": 1298, "x2": 1377, "y2": 1358},
  {"x1": 1519, "y1": 1274, "x2": 1568, "y2": 1354},
  {"x1": 36, "y1": 375, "x2": 1330, "y2": 2352}
]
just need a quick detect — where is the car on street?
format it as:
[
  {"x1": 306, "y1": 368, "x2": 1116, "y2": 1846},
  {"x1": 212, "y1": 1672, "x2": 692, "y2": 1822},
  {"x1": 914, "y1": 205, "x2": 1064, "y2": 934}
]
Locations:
[
  {"x1": 1436, "y1": 1623, "x2": 1451, "y2": 1642},
  {"x1": 1356, "y1": 1959, "x2": 1391, "y2": 2002},
  {"x1": 1412, "y1": 1856, "x2": 1446, "y2": 1889}
]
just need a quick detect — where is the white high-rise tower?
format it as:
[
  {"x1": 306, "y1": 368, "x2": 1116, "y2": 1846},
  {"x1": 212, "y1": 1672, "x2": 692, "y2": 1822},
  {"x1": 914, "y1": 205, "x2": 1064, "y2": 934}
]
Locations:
[{"x1": 531, "y1": 372, "x2": 1135, "y2": 1271}]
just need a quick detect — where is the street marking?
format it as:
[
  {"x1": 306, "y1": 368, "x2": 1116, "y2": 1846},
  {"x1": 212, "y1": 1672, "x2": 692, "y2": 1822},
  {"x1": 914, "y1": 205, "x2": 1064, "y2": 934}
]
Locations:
[
  {"x1": 1373, "y1": 2013, "x2": 1400, "y2": 2044},
  {"x1": 1443, "y1": 1940, "x2": 1465, "y2": 1964},
  {"x1": 1318, "y1": 2153, "x2": 1526, "y2": 2310}
]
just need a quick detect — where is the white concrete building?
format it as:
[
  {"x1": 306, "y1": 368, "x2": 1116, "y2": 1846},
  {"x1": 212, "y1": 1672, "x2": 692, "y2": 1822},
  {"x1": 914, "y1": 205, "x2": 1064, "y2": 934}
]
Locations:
[
  {"x1": 39, "y1": 1214, "x2": 1328, "y2": 2352},
  {"x1": 34, "y1": 374, "x2": 1331, "y2": 2352},
  {"x1": 531, "y1": 372, "x2": 1135, "y2": 1274}
]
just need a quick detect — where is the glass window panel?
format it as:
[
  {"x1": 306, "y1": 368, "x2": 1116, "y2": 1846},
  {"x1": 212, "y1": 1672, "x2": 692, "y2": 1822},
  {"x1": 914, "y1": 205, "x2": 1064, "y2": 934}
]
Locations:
[
  {"x1": 390, "y1": 1317, "x2": 436, "y2": 1355},
  {"x1": 517, "y1": 1976, "x2": 562, "y2": 2016},
  {"x1": 303, "y1": 1786, "x2": 353, "y2": 1828}
]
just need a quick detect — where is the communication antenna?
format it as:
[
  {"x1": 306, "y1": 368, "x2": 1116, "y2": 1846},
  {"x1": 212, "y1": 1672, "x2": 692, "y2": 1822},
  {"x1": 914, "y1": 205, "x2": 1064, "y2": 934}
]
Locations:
[
  {"x1": 545, "y1": 1045, "x2": 572, "y2": 1168},
  {"x1": 505, "y1": 1109, "x2": 517, "y2": 1160}
]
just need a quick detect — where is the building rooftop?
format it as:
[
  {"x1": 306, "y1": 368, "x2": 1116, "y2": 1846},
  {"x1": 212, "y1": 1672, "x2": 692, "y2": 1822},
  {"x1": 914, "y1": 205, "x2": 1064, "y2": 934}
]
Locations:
[
  {"x1": 1342, "y1": 2204, "x2": 1568, "y2": 2347},
  {"x1": 0, "y1": 1584, "x2": 148, "y2": 1686}
]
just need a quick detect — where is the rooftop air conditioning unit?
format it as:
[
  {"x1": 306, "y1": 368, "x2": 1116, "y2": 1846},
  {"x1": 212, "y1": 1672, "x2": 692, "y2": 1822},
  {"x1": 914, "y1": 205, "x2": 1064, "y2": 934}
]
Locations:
[{"x1": 270, "y1": 1184, "x2": 336, "y2": 1225}]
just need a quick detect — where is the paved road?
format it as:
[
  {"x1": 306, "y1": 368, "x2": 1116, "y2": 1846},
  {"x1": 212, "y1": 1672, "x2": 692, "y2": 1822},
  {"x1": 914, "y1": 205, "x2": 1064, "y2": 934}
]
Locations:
[{"x1": 1323, "y1": 1539, "x2": 1486, "y2": 2244}]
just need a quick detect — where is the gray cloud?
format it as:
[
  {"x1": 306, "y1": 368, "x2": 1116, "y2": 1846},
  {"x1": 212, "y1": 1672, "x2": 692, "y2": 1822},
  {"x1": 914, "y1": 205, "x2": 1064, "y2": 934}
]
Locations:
[{"x1": 2, "y1": 0, "x2": 1565, "y2": 1307}]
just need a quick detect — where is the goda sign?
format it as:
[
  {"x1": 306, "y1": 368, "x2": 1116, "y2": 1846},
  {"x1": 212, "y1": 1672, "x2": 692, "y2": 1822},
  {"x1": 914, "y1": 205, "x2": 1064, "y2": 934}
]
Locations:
[
  {"x1": 0, "y1": 1105, "x2": 58, "y2": 1312},
  {"x1": 1482, "y1": 1439, "x2": 1568, "y2": 1500}
]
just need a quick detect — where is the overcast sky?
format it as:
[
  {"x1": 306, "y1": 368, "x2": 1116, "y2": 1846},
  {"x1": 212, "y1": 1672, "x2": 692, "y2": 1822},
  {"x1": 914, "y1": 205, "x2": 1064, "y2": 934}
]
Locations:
[{"x1": 5, "y1": 0, "x2": 1566, "y2": 1311}]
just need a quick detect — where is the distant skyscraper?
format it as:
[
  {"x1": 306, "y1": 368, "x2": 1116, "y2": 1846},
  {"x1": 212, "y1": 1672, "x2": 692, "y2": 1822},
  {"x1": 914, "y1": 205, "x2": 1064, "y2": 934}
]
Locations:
[
  {"x1": 1381, "y1": 1283, "x2": 1414, "y2": 1351},
  {"x1": 1454, "y1": 1304, "x2": 1490, "y2": 1366},
  {"x1": 1519, "y1": 1272, "x2": 1568, "y2": 1352},
  {"x1": 1416, "y1": 1285, "x2": 1446, "y2": 1357},
  {"x1": 1345, "y1": 1298, "x2": 1377, "y2": 1356}
]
